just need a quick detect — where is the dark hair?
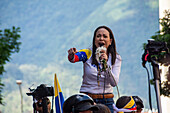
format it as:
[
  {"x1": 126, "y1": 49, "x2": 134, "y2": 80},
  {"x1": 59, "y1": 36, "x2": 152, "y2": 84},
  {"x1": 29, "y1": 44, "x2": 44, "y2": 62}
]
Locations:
[
  {"x1": 116, "y1": 96, "x2": 131, "y2": 109},
  {"x1": 92, "y1": 26, "x2": 117, "y2": 66},
  {"x1": 132, "y1": 96, "x2": 144, "y2": 109},
  {"x1": 93, "y1": 104, "x2": 111, "y2": 113}
]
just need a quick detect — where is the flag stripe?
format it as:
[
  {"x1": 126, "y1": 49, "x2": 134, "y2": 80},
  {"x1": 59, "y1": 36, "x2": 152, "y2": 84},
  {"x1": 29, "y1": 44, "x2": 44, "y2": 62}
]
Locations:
[
  {"x1": 54, "y1": 74, "x2": 62, "y2": 96},
  {"x1": 55, "y1": 92, "x2": 64, "y2": 113},
  {"x1": 54, "y1": 74, "x2": 64, "y2": 113}
]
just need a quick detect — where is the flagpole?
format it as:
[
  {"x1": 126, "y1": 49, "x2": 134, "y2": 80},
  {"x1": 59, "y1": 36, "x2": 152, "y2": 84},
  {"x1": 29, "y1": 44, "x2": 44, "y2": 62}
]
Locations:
[{"x1": 55, "y1": 74, "x2": 62, "y2": 113}]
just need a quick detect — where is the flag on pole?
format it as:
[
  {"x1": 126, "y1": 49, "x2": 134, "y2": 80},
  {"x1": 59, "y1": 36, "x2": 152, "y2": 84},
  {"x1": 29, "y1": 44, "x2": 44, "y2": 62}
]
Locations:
[{"x1": 54, "y1": 73, "x2": 64, "y2": 113}]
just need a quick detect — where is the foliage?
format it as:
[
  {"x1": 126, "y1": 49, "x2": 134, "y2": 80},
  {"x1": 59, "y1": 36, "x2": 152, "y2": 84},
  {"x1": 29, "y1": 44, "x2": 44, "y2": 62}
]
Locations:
[
  {"x1": 0, "y1": 26, "x2": 21, "y2": 104},
  {"x1": 153, "y1": 10, "x2": 170, "y2": 97},
  {"x1": 161, "y1": 81, "x2": 170, "y2": 97},
  {"x1": 161, "y1": 66, "x2": 170, "y2": 97},
  {"x1": 0, "y1": 79, "x2": 4, "y2": 105}
]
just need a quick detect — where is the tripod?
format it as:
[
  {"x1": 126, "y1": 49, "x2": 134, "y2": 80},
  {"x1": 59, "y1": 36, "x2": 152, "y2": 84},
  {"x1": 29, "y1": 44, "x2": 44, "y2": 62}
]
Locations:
[
  {"x1": 150, "y1": 59, "x2": 162, "y2": 113},
  {"x1": 142, "y1": 39, "x2": 169, "y2": 113}
]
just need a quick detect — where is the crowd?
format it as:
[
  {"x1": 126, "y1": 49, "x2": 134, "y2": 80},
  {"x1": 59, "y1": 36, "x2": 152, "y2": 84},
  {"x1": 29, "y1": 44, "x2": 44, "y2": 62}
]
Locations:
[
  {"x1": 34, "y1": 94, "x2": 144, "y2": 113},
  {"x1": 62, "y1": 93, "x2": 144, "y2": 113}
]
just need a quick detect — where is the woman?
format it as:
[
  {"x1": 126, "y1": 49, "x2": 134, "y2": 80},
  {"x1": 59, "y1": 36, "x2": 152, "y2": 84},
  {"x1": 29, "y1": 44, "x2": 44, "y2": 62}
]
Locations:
[{"x1": 68, "y1": 26, "x2": 121, "y2": 113}]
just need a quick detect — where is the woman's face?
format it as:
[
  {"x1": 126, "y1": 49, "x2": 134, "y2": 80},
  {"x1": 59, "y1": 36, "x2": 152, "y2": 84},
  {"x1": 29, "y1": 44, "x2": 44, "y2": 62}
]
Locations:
[{"x1": 95, "y1": 28, "x2": 112, "y2": 48}]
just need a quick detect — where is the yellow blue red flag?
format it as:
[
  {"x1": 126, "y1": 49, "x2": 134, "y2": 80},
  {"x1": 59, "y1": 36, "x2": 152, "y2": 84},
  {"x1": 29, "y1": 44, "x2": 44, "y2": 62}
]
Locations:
[{"x1": 54, "y1": 74, "x2": 64, "y2": 113}]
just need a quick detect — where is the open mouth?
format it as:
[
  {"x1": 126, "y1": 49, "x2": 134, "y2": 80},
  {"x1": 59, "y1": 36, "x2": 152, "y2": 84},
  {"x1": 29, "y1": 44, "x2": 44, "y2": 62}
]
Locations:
[{"x1": 99, "y1": 43, "x2": 105, "y2": 47}]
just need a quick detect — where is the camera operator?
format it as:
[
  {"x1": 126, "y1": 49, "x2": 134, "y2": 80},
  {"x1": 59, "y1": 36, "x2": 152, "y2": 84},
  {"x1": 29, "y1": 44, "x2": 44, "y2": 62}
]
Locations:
[
  {"x1": 34, "y1": 97, "x2": 51, "y2": 113},
  {"x1": 27, "y1": 84, "x2": 54, "y2": 113}
]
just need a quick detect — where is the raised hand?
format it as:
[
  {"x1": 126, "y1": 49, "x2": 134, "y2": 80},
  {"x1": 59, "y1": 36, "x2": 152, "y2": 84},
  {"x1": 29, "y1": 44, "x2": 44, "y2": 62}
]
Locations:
[{"x1": 68, "y1": 48, "x2": 78, "y2": 60}]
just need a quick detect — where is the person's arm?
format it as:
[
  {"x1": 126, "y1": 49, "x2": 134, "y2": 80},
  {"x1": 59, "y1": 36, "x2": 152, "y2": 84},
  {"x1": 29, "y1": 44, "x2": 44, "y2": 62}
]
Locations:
[
  {"x1": 68, "y1": 48, "x2": 92, "y2": 63},
  {"x1": 106, "y1": 55, "x2": 121, "y2": 86}
]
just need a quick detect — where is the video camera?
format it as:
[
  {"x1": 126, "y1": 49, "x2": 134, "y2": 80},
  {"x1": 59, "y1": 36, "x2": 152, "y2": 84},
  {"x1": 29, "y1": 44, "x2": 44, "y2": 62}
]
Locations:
[
  {"x1": 27, "y1": 84, "x2": 54, "y2": 100},
  {"x1": 145, "y1": 39, "x2": 168, "y2": 55},
  {"x1": 142, "y1": 39, "x2": 169, "y2": 66}
]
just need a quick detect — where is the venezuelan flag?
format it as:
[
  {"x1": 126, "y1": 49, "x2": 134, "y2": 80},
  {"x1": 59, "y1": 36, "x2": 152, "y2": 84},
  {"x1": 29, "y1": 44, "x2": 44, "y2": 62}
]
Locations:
[
  {"x1": 123, "y1": 96, "x2": 137, "y2": 111},
  {"x1": 116, "y1": 96, "x2": 137, "y2": 113},
  {"x1": 54, "y1": 74, "x2": 64, "y2": 113},
  {"x1": 73, "y1": 49, "x2": 92, "y2": 63}
]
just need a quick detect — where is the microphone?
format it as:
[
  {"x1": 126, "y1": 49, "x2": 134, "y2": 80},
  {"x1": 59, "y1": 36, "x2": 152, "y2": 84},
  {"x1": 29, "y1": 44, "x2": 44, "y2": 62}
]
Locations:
[
  {"x1": 98, "y1": 43, "x2": 107, "y2": 71},
  {"x1": 95, "y1": 44, "x2": 106, "y2": 64}
]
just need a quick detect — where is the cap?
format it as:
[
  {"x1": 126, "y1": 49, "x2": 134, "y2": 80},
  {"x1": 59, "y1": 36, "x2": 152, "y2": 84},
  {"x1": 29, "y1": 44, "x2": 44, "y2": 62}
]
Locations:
[{"x1": 63, "y1": 93, "x2": 98, "y2": 113}]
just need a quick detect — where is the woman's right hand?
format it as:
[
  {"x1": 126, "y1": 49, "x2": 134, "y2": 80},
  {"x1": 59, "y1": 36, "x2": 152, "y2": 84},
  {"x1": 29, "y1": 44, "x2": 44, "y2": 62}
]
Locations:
[{"x1": 68, "y1": 48, "x2": 78, "y2": 60}]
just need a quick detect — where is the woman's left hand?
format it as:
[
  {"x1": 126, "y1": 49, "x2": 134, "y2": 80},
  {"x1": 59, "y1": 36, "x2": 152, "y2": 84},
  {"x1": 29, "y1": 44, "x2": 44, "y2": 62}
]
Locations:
[{"x1": 100, "y1": 50, "x2": 108, "y2": 61}]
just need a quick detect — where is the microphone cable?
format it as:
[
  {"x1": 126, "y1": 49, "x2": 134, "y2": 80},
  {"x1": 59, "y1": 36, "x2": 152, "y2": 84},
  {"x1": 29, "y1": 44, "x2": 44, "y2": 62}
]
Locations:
[
  {"x1": 143, "y1": 64, "x2": 153, "y2": 112},
  {"x1": 105, "y1": 66, "x2": 120, "y2": 98}
]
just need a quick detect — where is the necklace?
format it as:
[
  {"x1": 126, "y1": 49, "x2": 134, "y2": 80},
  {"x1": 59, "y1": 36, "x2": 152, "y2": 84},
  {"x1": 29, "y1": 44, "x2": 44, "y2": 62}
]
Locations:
[{"x1": 97, "y1": 64, "x2": 102, "y2": 86}]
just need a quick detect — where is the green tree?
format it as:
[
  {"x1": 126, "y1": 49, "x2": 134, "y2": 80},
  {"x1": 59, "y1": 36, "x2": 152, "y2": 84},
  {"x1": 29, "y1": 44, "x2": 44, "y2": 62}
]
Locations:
[{"x1": 0, "y1": 26, "x2": 21, "y2": 104}]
